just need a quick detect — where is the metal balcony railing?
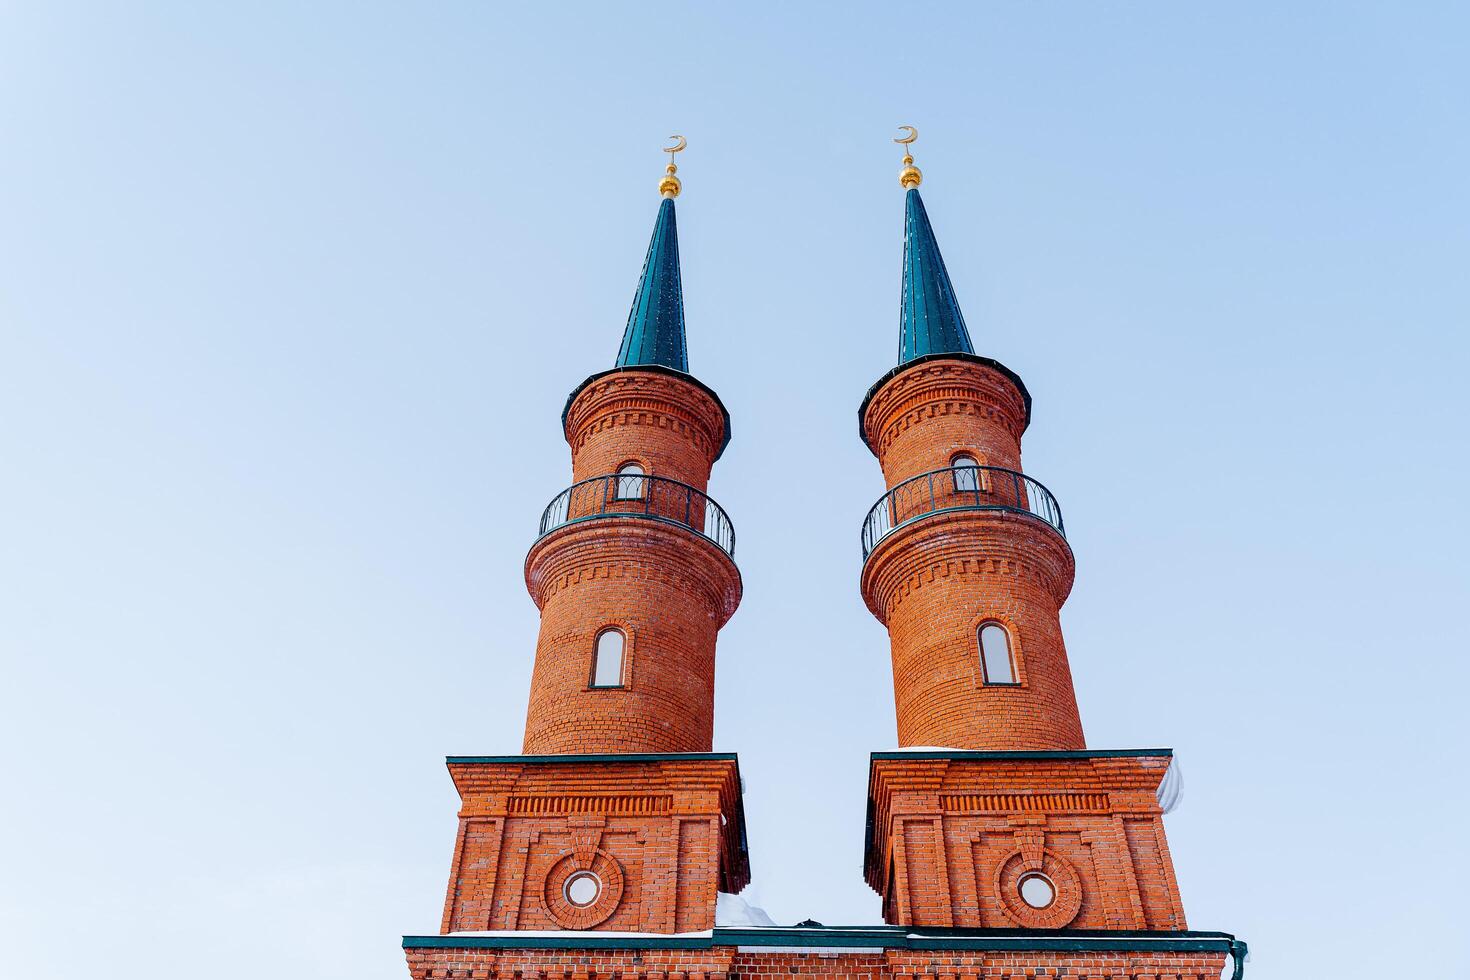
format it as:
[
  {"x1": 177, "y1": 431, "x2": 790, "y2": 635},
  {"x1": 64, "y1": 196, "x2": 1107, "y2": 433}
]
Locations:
[
  {"x1": 861, "y1": 463, "x2": 1065, "y2": 559},
  {"x1": 536, "y1": 473, "x2": 736, "y2": 557}
]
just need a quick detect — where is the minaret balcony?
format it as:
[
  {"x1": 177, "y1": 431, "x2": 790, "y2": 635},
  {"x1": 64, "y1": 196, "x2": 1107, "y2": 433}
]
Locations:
[
  {"x1": 537, "y1": 472, "x2": 736, "y2": 558},
  {"x1": 861, "y1": 463, "x2": 1065, "y2": 560}
]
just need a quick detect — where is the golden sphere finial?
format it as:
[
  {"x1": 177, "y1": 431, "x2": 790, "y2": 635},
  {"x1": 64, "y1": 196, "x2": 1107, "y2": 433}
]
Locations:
[
  {"x1": 660, "y1": 135, "x2": 686, "y2": 198},
  {"x1": 894, "y1": 125, "x2": 922, "y2": 189}
]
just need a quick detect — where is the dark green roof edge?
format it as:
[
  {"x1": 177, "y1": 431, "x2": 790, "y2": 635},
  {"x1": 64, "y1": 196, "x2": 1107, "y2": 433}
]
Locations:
[
  {"x1": 562, "y1": 364, "x2": 732, "y2": 461},
  {"x1": 447, "y1": 752, "x2": 739, "y2": 766},
  {"x1": 857, "y1": 352, "x2": 1031, "y2": 454},
  {"x1": 872, "y1": 748, "x2": 1172, "y2": 763},
  {"x1": 404, "y1": 934, "x2": 712, "y2": 950},
  {"x1": 404, "y1": 927, "x2": 1239, "y2": 953}
]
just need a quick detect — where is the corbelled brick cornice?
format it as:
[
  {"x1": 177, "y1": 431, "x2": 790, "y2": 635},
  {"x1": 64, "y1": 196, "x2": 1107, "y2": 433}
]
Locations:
[
  {"x1": 862, "y1": 358, "x2": 1028, "y2": 462},
  {"x1": 525, "y1": 520, "x2": 741, "y2": 625},
  {"x1": 860, "y1": 510, "x2": 1075, "y2": 624},
  {"x1": 565, "y1": 370, "x2": 727, "y2": 469}
]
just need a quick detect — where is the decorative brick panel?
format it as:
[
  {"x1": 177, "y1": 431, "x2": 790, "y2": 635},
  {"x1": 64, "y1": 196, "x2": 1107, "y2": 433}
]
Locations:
[
  {"x1": 865, "y1": 753, "x2": 1187, "y2": 933},
  {"x1": 439, "y1": 757, "x2": 748, "y2": 935}
]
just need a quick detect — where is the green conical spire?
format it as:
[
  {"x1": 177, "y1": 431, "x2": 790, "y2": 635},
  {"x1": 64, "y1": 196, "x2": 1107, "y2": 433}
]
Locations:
[
  {"x1": 616, "y1": 197, "x2": 688, "y2": 371},
  {"x1": 898, "y1": 188, "x2": 974, "y2": 364}
]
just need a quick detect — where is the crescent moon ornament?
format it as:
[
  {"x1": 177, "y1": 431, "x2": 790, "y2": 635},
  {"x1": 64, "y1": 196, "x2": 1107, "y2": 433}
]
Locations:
[
  {"x1": 659, "y1": 134, "x2": 686, "y2": 198},
  {"x1": 894, "y1": 126, "x2": 923, "y2": 189}
]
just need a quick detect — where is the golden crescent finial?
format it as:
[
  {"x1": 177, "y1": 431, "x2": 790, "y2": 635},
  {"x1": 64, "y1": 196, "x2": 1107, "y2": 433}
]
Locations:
[
  {"x1": 894, "y1": 125, "x2": 922, "y2": 189},
  {"x1": 659, "y1": 135, "x2": 686, "y2": 198}
]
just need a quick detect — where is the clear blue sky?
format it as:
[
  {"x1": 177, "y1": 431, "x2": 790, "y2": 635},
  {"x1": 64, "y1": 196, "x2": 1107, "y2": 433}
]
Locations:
[{"x1": 2, "y1": 3, "x2": 1467, "y2": 978}]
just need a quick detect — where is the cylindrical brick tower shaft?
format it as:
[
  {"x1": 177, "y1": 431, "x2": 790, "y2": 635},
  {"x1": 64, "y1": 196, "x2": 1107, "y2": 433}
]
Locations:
[
  {"x1": 522, "y1": 160, "x2": 741, "y2": 755},
  {"x1": 859, "y1": 147, "x2": 1083, "y2": 751}
]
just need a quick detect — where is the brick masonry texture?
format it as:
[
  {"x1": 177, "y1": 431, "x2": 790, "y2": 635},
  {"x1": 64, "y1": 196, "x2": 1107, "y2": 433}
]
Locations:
[
  {"x1": 861, "y1": 359, "x2": 1029, "y2": 485},
  {"x1": 865, "y1": 755, "x2": 1186, "y2": 931},
  {"x1": 857, "y1": 356, "x2": 1195, "y2": 937},
  {"x1": 439, "y1": 758, "x2": 748, "y2": 934},
  {"x1": 404, "y1": 945, "x2": 1228, "y2": 980},
  {"x1": 860, "y1": 358, "x2": 1081, "y2": 751},
  {"x1": 523, "y1": 522, "x2": 740, "y2": 754},
  {"x1": 405, "y1": 311, "x2": 1239, "y2": 972},
  {"x1": 564, "y1": 369, "x2": 728, "y2": 490},
  {"x1": 861, "y1": 512, "x2": 1082, "y2": 751},
  {"x1": 521, "y1": 368, "x2": 740, "y2": 755}
]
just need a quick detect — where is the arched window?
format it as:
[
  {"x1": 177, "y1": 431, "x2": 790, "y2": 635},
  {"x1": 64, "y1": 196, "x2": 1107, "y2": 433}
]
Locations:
[
  {"x1": 952, "y1": 453, "x2": 980, "y2": 492},
  {"x1": 978, "y1": 623, "x2": 1016, "y2": 684},
  {"x1": 592, "y1": 629, "x2": 625, "y2": 688},
  {"x1": 615, "y1": 462, "x2": 646, "y2": 500}
]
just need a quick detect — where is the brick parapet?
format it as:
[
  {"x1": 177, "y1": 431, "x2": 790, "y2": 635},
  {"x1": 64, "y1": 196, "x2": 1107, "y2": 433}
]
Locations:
[
  {"x1": 864, "y1": 753, "x2": 1187, "y2": 933},
  {"x1": 565, "y1": 368, "x2": 729, "y2": 491},
  {"x1": 438, "y1": 757, "x2": 748, "y2": 936}
]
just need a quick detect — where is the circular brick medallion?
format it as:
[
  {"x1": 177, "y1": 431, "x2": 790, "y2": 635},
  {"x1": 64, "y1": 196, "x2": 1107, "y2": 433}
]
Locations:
[
  {"x1": 542, "y1": 849, "x2": 624, "y2": 929},
  {"x1": 993, "y1": 848, "x2": 1082, "y2": 928}
]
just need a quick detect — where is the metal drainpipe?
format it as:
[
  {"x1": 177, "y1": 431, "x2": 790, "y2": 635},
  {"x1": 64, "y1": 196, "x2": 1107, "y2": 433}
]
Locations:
[{"x1": 1229, "y1": 939, "x2": 1250, "y2": 979}]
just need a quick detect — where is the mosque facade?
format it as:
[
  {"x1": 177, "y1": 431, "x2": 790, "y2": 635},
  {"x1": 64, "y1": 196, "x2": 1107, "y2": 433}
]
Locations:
[{"x1": 401, "y1": 137, "x2": 1246, "y2": 980}]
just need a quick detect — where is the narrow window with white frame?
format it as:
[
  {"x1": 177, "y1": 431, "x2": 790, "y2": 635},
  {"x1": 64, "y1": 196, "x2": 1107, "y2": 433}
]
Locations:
[
  {"x1": 615, "y1": 462, "x2": 645, "y2": 500},
  {"x1": 952, "y1": 453, "x2": 980, "y2": 491},
  {"x1": 592, "y1": 629, "x2": 625, "y2": 688},
  {"x1": 978, "y1": 622, "x2": 1016, "y2": 684}
]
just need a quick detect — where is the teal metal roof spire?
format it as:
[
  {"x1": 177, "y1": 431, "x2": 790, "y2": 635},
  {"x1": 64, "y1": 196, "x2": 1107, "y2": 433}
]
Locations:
[
  {"x1": 858, "y1": 128, "x2": 1031, "y2": 451},
  {"x1": 899, "y1": 188, "x2": 974, "y2": 364},
  {"x1": 616, "y1": 138, "x2": 689, "y2": 371},
  {"x1": 893, "y1": 126, "x2": 974, "y2": 364}
]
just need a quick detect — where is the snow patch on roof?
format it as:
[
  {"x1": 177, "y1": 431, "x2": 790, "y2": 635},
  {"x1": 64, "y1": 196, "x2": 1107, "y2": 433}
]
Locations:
[{"x1": 716, "y1": 891, "x2": 776, "y2": 927}]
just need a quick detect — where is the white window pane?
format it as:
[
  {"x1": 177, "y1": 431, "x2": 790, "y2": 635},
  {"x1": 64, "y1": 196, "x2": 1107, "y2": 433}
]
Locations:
[
  {"x1": 616, "y1": 463, "x2": 645, "y2": 500},
  {"x1": 953, "y1": 455, "x2": 978, "y2": 491},
  {"x1": 593, "y1": 630, "x2": 624, "y2": 687},
  {"x1": 980, "y1": 624, "x2": 1014, "y2": 684},
  {"x1": 1019, "y1": 873, "x2": 1055, "y2": 908}
]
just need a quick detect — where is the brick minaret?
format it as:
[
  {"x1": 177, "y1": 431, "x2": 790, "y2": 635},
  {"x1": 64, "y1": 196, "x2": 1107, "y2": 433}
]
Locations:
[
  {"x1": 404, "y1": 134, "x2": 1246, "y2": 980},
  {"x1": 523, "y1": 190, "x2": 740, "y2": 756},
  {"x1": 430, "y1": 147, "x2": 749, "y2": 938},
  {"x1": 859, "y1": 135, "x2": 1205, "y2": 941}
]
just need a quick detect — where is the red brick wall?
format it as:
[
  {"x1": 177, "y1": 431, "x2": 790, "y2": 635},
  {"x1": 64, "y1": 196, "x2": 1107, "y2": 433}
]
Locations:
[
  {"x1": 523, "y1": 520, "x2": 740, "y2": 755},
  {"x1": 862, "y1": 512, "x2": 1081, "y2": 751},
  {"x1": 405, "y1": 944, "x2": 1229, "y2": 980},
  {"x1": 859, "y1": 357, "x2": 1082, "y2": 752},
  {"x1": 565, "y1": 369, "x2": 727, "y2": 491},
  {"x1": 867, "y1": 755, "x2": 1189, "y2": 933},
  {"x1": 439, "y1": 759, "x2": 747, "y2": 935},
  {"x1": 521, "y1": 369, "x2": 739, "y2": 756},
  {"x1": 862, "y1": 359, "x2": 1028, "y2": 486}
]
